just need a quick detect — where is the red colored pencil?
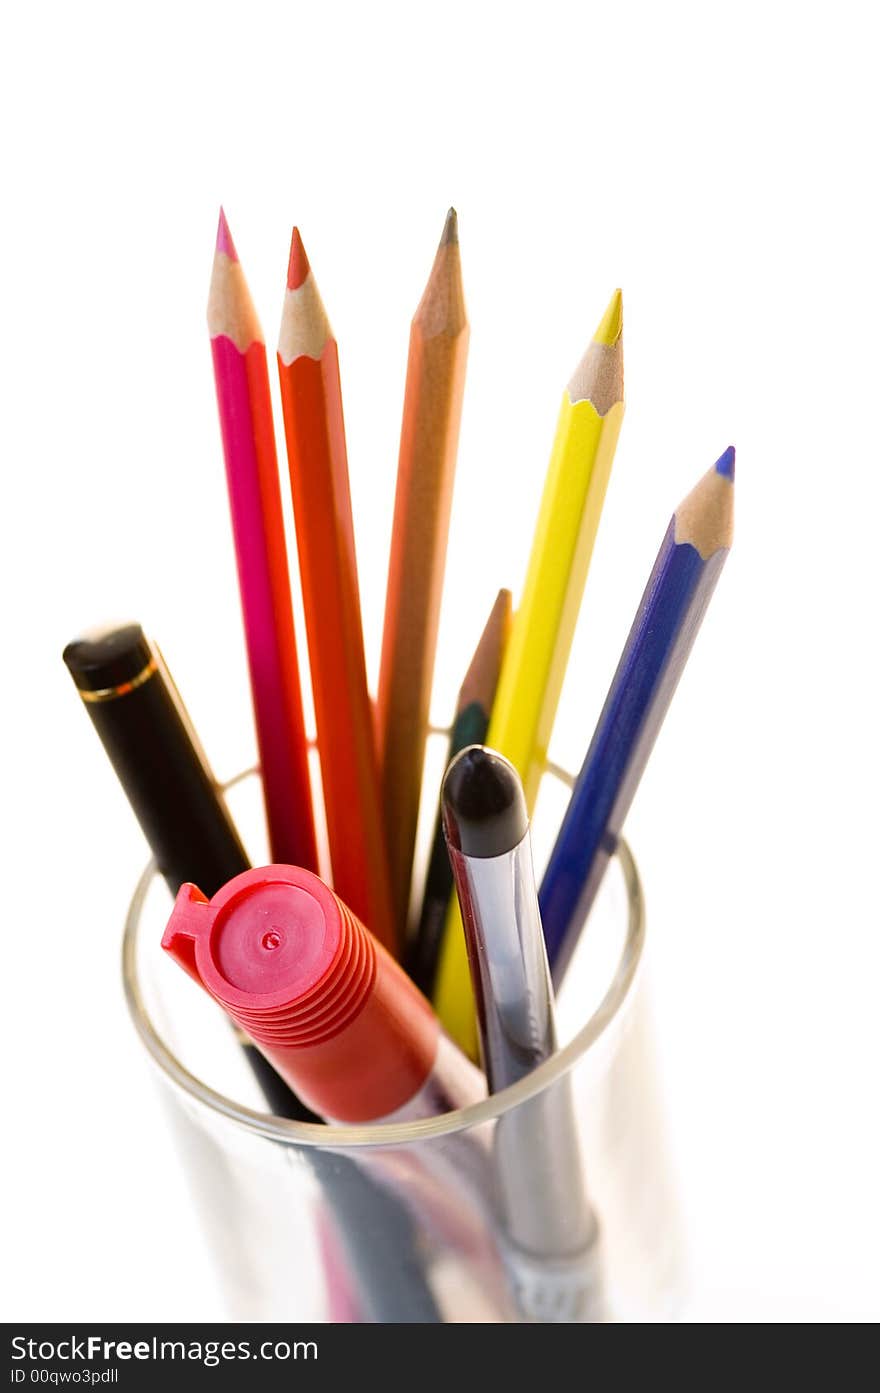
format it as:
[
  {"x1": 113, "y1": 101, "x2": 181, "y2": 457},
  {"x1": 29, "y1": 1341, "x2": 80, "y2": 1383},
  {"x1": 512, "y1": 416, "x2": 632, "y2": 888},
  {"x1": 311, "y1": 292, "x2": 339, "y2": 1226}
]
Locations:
[
  {"x1": 276, "y1": 228, "x2": 396, "y2": 955},
  {"x1": 207, "y1": 210, "x2": 317, "y2": 870}
]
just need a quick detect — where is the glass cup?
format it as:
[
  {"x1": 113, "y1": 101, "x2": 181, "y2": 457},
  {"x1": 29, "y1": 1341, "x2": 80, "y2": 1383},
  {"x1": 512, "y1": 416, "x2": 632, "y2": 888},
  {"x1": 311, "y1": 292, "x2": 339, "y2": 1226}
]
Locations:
[{"x1": 122, "y1": 771, "x2": 683, "y2": 1323}]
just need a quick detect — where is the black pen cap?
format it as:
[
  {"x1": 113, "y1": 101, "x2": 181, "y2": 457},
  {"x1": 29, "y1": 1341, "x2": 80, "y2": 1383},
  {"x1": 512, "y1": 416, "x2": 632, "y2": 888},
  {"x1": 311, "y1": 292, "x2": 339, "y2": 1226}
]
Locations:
[
  {"x1": 62, "y1": 620, "x2": 249, "y2": 898},
  {"x1": 63, "y1": 622, "x2": 155, "y2": 695},
  {"x1": 441, "y1": 745, "x2": 529, "y2": 858}
]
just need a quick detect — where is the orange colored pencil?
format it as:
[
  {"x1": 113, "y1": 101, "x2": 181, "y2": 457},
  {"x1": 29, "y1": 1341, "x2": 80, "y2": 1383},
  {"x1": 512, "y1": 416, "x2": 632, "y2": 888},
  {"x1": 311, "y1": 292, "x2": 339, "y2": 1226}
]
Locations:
[
  {"x1": 277, "y1": 229, "x2": 396, "y2": 955},
  {"x1": 377, "y1": 209, "x2": 469, "y2": 940},
  {"x1": 208, "y1": 210, "x2": 317, "y2": 870}
]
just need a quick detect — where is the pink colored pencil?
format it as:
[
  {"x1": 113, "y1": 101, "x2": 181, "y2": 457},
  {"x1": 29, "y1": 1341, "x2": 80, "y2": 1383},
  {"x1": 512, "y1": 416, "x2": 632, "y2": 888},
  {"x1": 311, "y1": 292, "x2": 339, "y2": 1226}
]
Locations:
[{"x1": 207, "y1": 209, "x2": 317, "y2": 869}]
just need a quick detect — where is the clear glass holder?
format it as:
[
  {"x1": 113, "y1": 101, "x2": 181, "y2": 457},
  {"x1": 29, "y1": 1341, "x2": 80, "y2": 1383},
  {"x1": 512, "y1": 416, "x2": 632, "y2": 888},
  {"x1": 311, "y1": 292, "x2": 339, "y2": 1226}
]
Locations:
[{"x1": 121, "y1": 771, "x2": 683, "y2": 1323}]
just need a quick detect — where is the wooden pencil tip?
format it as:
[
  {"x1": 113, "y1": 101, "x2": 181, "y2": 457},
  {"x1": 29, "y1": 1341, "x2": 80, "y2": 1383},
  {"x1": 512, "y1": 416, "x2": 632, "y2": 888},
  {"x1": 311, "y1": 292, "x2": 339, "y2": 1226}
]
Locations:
[
  {"x1": 492, "y1": 587, "x2": 513, "y2": 627},
  {"x1": 567, "y1": 291, "x2": 624, "y2": 409},
  {"x1": 440, "y1": 207, "x2": 459, "y2": 246},
  {"x1": 216, "y1": 207, "x2": 238, "y2": 262},
  {"x1": 287, "y1": 226, "x2": 311, "y2": 290},
  {"x1": 715, "y1": 446, "x2": 736, "y2": 481},
  {"x1": 414, "y1": 206, "x2": 466, "y2": 333},
  {"x1": 458, "y1": 588, "x2": 513, "y2": 713},
  {"x1": 674, "y1": 452, "x2": 736, "y2": 556},
  {"x1": 592, "y1": 288, "x2": 623, "y2": 346},
  {"x1": 208, "y1": 209, "x2": 263, "y2": 347}
]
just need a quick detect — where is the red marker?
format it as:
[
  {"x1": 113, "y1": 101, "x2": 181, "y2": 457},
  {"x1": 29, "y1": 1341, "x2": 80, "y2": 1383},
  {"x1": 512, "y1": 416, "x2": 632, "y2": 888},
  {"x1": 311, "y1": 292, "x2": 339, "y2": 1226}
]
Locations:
[{"x1": 162, "y1": 865, "x2": 484, "y2": 1123}]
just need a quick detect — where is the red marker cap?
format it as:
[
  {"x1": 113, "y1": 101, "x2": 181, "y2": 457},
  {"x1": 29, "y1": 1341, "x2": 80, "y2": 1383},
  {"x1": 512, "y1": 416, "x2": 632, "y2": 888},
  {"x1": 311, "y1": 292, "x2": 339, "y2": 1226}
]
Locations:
[{"x1": 162, "y1": 865, "x2": 439, "y2": 1122}]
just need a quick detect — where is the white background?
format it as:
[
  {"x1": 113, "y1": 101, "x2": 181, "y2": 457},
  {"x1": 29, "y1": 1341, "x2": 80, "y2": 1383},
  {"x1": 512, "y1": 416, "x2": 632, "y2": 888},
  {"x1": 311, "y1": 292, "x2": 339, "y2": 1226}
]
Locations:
[{"x1": 3, "y1": 0, "x2": 878, "y2": 1322}]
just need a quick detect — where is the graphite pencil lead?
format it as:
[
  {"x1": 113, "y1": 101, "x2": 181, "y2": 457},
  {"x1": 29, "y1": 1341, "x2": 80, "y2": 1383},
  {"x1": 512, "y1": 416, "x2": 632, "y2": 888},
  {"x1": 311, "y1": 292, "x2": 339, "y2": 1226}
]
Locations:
[
  {"x1": 674, "y1": 448, "x2": 736, "y2": 558},
  {"x1": 441, "y1": 207, "x2": 459, "y2": 246},
  {"x1": 567, "y1": 288, "x2": 624, "y2": 412},
  {"x1": 415, "y1": 210, "x2": 467, "y2": 335}
]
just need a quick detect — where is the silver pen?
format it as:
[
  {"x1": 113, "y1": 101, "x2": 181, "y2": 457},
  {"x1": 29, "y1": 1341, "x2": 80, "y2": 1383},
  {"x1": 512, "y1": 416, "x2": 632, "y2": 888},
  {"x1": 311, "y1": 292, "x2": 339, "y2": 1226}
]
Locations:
[{"x1": 442, "y1": 745, "x2": 603, "y2": 1321}]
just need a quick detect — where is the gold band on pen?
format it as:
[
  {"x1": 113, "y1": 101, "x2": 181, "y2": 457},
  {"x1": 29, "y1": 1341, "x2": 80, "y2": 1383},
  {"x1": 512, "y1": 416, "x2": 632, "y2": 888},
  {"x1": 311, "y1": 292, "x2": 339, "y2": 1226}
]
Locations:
[{"x1": 78, "y1": 656, "x2": 158, "y2": 703}]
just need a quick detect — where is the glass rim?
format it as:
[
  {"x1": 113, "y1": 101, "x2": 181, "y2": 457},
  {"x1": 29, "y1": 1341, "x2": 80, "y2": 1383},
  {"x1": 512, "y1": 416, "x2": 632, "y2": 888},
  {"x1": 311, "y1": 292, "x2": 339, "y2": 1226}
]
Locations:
[{"x1": 121, "y1": 837, "x2": 645, "y2": 1149}]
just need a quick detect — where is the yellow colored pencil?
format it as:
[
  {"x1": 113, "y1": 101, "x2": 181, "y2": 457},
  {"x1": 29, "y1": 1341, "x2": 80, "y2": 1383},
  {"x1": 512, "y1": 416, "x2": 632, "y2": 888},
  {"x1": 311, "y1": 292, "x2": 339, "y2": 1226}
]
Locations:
[{"x1": 434, "y1": 289, "x2": 625, "y2": 1057}]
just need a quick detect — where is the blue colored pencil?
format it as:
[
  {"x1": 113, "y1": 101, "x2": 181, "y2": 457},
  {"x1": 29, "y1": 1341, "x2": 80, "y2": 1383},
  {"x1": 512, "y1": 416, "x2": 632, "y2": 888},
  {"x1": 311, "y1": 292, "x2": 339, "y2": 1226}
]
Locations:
[{"x1": 540, "y1": 447, "x2": 735, "y2": 985}]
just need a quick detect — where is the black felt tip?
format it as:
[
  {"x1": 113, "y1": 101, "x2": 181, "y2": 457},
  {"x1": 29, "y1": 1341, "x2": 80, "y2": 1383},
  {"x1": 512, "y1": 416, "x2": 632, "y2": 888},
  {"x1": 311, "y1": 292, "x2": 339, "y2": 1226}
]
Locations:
[{"x1": 441, "y1": 745, "x2": 529, "y2": 858}]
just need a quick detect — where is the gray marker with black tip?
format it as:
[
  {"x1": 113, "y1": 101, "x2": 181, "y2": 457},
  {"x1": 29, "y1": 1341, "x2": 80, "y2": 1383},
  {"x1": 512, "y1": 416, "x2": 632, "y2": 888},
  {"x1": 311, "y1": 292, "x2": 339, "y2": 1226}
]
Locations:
[{"x1": 442, "y1": 745, "x2": 604, "y2": 1321}]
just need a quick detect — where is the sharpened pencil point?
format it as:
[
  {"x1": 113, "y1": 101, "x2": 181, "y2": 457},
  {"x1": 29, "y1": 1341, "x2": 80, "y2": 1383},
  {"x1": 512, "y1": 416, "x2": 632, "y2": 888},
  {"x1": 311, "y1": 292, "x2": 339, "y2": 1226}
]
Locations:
[
  {"x1": 458, "y1": 588, "x2": 512, "y2": 714},
  {"x1": 413, "y1": 206, "x2": 467, "y2": 335},
  {"x1": 440, "y1": 207, "x2": 459, "y2": 246},
  {"x1": 674, "y1": 453, "x2": 735, "y2": 556},
  {"x1": 216, "y1": 208, "x2": 238, "y2": 262},
  {"x1": 567, "y1": 290, "x2": 624, "y2": 409},
  {"x1": 593, "y1": 288, "x2": 623, "y2": 346},
  {"x1": 287, "y1": 227, "x2": 311, "y2": 291},
  {"x1": 715, "y1": 446, "x2": 736, "y2": 480}
]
